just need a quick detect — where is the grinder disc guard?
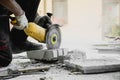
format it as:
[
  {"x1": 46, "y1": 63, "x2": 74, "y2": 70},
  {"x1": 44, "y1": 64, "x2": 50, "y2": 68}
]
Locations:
[{"x1": 46, "y1": 24, "x2": 61, "y2": 49}]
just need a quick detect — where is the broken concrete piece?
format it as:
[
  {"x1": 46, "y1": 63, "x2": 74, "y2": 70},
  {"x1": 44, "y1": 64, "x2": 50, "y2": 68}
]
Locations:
[
  {"x1": 65, "y1": 59, "x2": 120, "y2": 73},
  {"x1": 68, "y1": 50, "x2": 86, "y2": 61},
  {"x1": 57, "y1": 49, "x2": 63, "y2": 56},
  {"x1": 27, "y1": 48, "x2": 68, "y2": 61}
]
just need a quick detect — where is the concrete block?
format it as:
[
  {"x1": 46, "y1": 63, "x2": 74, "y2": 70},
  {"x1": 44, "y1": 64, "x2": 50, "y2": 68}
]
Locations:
[
  {"x1": 43, "y1": 49, "x2": 58, "y2": 61},
  {"x1": 65, "y1": 59, "x2": 120, "y2": 73},
  {"x1": 44, "y1": 48, "x2": 68, "y2": 61},
  {"x1": 27, "y1": 48, "x2": 68, "y2": 61},
  {"x1": 57, "y1": 49, "x2": 63, "y2": 56},
  {"x1": 27, "y1": 49, "x2": 46, "y2": 60},
  {"x1": 62, "y1": 48, "x2": 68, "y2": 56}
]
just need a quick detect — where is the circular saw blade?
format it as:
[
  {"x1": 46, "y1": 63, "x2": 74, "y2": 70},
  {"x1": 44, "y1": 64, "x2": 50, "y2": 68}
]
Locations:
[{"x1": 46, "y1": 24, "x2": 61, "y2": 49}]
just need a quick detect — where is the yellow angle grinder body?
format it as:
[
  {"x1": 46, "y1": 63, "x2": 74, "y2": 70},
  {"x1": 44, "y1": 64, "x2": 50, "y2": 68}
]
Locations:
[{"x1": 24, "y1": 22, "x2": 61, "y2": 49}]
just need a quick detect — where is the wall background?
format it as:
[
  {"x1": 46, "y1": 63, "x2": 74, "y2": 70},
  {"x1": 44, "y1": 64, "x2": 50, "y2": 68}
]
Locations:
[{"x1": 38, "y1": 0, "x2": 104, "y2": 49}]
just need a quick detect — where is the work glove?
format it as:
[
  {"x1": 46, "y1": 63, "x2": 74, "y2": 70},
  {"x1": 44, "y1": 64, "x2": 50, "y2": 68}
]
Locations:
[{"x1": 13, "y1": 13, "x2": 28, "y2": 30}]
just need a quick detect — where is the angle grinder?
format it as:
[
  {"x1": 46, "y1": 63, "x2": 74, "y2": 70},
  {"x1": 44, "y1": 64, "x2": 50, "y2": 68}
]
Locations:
[{"x1": 10, "y1": 16, "x2": 61, "y2": 49}]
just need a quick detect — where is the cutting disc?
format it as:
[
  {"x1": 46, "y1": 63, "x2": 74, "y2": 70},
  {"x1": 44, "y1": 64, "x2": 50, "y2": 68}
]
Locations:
[{"x1": 46, "y1": 24, "x2": 61, "y2": 49}]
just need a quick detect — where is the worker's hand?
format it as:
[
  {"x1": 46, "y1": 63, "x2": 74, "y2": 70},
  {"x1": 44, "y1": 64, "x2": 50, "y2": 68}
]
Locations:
[{"x1": 13, "y1": 12, "x2": 28, "y2": 30}]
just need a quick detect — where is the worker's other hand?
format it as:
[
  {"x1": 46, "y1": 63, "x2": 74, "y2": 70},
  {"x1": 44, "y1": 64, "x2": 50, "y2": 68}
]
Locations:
[{"x1": 13, "y1": 13, "x2": 28, "y2": 30}]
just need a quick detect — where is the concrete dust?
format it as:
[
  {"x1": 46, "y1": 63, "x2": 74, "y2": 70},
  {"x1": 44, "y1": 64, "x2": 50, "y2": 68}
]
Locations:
[{"x1": 0, "y1": 49, "x2": 120, "y2": 80}]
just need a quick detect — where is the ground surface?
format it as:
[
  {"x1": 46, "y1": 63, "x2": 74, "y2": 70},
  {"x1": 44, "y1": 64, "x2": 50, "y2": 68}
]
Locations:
[{"x1": 1, "y1": 49, "x2": 119, "y2": 80}]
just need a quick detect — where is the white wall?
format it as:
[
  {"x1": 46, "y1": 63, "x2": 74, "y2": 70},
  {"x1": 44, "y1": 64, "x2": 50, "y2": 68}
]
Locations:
[
  {"x1": 67, "y1": 0, "x2": 102, "y2": 40},
  {"x1": 53, "y1": 0, "x2": 68, "y2": 24},
  {"x1": 61, "y1": 0, "x2": 103, "y2": 49}
]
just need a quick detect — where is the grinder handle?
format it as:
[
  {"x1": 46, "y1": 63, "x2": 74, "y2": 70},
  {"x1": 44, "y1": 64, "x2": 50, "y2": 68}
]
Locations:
[{"x1": 9, "y1": 16, "x2": 17, "y2": 25}]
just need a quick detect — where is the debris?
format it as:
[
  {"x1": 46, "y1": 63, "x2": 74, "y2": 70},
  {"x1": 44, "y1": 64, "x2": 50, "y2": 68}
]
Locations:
[
  {"x1": 0, "y1": 66, "x2": 50, "y2": 79},
  {"x1": 40, "y1": 76, "x2": 53, "y2": 80},
  {"x1": 18, "y1": 66, "x2": 50, "y2": 72}
]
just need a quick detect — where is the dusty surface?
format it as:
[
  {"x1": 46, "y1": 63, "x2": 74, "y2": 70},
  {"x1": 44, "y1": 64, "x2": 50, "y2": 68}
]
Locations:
[
  {"x1": 1, "y1": 25, "x2": 120, "y2": 80},
  {"x1": 0, "y1": 50, "x2": 119, "y2": 80}
]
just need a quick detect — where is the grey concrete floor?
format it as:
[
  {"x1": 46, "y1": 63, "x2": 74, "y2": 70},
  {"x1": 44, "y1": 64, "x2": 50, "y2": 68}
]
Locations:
[
  {"x1": 6, "y1": 52, "x2": 120, "y2": 80},
  {"x1": 8, "y1": 66, "x2": 120, "y2": 80}
]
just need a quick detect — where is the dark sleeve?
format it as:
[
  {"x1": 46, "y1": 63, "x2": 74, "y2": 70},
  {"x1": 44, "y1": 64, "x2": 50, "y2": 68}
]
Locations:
[{"x1": 16, "y1": 0, "x2": 41, "y2": 22}]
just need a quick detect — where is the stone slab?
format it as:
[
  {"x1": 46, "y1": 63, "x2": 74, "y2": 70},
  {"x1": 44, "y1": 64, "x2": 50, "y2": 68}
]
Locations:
[
  {"x1": 27, "y1": 48, "x2": 68, "y2": 61},
  {"x1": 64, "y1": 59, "x2": 120, "y2": 73}
]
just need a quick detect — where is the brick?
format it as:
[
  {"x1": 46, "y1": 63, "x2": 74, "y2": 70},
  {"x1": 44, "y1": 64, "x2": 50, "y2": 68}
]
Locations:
[
  {"x1": 64, "y1": 60, "x2": 76, "y2": 68},
  {"x1": 65, "y1": 59, "x2": 120, "y2": 73}
]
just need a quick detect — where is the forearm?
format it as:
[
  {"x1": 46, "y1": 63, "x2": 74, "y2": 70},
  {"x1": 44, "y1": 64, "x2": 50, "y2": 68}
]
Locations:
[{"x1": 0, "y1": 0, "x2": 24, "y2": 16}]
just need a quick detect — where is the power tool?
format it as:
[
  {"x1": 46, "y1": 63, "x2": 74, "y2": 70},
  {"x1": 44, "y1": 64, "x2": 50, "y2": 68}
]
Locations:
[{"x1": 10, "y1": 14, "x2": 61, "y2": 49}]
